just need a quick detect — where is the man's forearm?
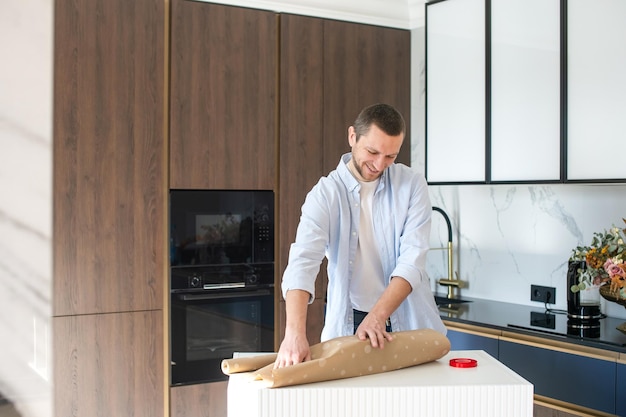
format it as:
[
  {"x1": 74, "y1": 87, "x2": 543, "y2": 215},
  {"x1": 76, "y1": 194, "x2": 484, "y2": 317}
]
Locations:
[
  {"x1": 369, "y1": 276, "x2": 412, "y2": 322},
  {"x1": 283, "y1": 289, "x2": 311, "y2": 336}
]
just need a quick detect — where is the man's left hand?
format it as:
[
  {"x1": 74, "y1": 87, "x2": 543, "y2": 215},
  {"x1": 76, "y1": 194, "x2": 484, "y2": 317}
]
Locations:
[{"x1": 355, "y1": 312, "x2": 393, "y2": 349}]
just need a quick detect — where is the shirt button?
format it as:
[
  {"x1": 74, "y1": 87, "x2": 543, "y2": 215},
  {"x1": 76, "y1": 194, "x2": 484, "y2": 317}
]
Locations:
[{"x1": 352, "y1": 232, "x2": 357, "y2": 236}]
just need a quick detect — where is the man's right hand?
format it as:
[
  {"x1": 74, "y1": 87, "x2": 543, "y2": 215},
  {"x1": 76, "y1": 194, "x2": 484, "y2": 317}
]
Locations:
[
  {"x1": 274, "y1": 331, "x2": 311, "y2": 368},
  {"x1": 274, "y1": 289, "x2": 312, "y2": 368}
]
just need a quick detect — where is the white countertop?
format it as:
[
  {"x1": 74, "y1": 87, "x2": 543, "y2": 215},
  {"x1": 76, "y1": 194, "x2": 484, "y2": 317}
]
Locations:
[{"x1": 227, "y1": 350, "x2": 533, "y2": 417}]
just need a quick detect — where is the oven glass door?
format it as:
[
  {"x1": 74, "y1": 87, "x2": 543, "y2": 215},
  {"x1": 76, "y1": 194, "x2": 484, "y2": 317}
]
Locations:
[{"x1": 171, "y1": 288, "x2": 274, "y2": 385}]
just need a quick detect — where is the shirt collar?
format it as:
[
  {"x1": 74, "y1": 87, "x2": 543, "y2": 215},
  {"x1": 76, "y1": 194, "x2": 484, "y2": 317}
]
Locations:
[{"x1": 338, "y1": 152, "x2": 387, "y2": 191}]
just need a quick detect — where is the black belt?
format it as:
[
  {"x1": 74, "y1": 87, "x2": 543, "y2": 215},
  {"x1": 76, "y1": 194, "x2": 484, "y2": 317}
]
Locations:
[{"x1": 353, "y1": 309, "x2": 392, "y2": 332}]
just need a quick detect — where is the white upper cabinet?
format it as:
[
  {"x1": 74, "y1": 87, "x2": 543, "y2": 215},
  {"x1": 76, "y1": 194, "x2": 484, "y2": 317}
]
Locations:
[
  {"x1": 490, "y1": 0, "x2": 561, "y2": 182},
  {"x1": 427, "y1": 0, "x2": 562, "y2": 184},
  {"x1": 426, "y1": 0, "x2": 486, "y2": 183},
  {"x1": 566, "y1": 0, "x2": 626, "y2": 181}
]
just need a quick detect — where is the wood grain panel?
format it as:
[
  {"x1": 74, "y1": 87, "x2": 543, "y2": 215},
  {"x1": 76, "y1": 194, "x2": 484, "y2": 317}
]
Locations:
[
  {"x1": 278, "y1": 14, "x2": 324, "y2": 281},
  {"x1": 277, "y1": 14, "x2": 325, "y2": 343},
  {"x1": 54, "y1": 311, "x2": 164, "y2": 417},
  {"x1": 170, "y1": 1, "x2": 278, "y2": 190},
  {"x1": 170, "y1": 382, "x2": 228, "y2": 417},
  {"x1": 53, "y1": 0, "x2": 165, "y2": 315},
  {"x1": 322, "y1": 21, "x2": 411, "y2": 173},
  {"x1": 277, "y1": 17, "x2": 410, "y2": 345}
]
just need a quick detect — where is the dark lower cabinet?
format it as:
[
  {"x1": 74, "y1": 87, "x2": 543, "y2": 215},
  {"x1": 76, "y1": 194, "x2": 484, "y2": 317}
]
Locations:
[
  {"x1": 618, "y1": 362, "x2": 626, "y2": 417},
  {"x1": 445, "y1": 324, "x2": 624, "y2": 416},
  {"x1": 446, "y1": 329, "x2": 499, "y2": 359},
  {"x1": 499, "y1": 340, "x2": 616, "y2": 415}
]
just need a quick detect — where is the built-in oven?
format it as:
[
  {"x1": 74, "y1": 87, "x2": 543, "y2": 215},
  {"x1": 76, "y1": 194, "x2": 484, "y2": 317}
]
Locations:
[
  {"x1": 169, "y1": 190, "x2": 275, "y2": 386},
  {"x1": 170, "y1": 263, "x2": 274, "y2": 385}
]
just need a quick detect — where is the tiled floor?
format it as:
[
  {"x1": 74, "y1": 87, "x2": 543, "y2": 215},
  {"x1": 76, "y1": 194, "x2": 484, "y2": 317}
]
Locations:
[{"x1": 0, "y1": 400, "x2": 21, "y2": 417}]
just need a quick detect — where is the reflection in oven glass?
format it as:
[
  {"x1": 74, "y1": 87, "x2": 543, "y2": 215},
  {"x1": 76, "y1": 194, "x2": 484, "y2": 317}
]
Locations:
[{"x1": 185, "y1": 302, "x2": 264, "y2": 362}]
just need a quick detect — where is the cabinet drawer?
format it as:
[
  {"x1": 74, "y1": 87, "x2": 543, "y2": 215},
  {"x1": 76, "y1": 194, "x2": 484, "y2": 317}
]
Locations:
[
  {"x1": 446, "y1": 329, "x2": 499, "y2": 359},
  {"x1": 499, "y1": 340, "x2": 616, "y2": 414},
  {"x1": 617, "y1": 362, "x2": 626, "y2": 417}
]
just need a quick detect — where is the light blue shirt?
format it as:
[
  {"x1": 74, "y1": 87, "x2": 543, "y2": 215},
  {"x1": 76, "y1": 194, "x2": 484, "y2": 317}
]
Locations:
[{"x1": 281, "y1": 153, "x2": 447, "y2": 341}]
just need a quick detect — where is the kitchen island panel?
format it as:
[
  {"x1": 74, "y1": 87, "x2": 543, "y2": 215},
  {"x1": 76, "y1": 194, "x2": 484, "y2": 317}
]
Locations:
[{"x1": 227, "y1": 350, "x2": 532, "y2": 417}]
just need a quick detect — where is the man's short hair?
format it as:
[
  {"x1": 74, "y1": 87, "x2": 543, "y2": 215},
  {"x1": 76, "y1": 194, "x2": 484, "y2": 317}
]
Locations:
[{"x1": 353, "y1": 103, "x2": 406, "y2": 139}]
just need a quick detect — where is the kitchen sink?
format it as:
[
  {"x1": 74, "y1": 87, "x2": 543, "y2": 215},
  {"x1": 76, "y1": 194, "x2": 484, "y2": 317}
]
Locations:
[{"x1": 434, "y1": 296, "x2": 472, "y2": 306}]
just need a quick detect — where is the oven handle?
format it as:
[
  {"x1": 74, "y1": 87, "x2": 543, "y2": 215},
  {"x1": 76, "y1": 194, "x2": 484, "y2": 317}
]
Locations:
[{"x1": 177, "y1": 289, "x2": 272, "y2": 301}]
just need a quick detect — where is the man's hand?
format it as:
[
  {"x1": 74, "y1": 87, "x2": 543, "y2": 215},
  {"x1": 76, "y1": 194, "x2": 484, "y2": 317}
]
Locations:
[
  {"x1": 274, "y1": 289, "x2": 311, "y2": 368},
  {"x1": 274, "y1": 330, "x2": 311, "y2": 368},
  {"x1": 356, "y1": 276, "x2": 412, "y2": 348},
  {"x1": 355, "y1": 312, "x2": 393, "y2": 349}
]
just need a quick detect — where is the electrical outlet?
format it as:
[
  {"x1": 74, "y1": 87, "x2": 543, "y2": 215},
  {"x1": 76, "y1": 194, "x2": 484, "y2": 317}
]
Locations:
[
  {"x1": 530, "y1": 311, "x2": 556, "y2": 329},
  {"x1": 531, "y1": 285, "x2": 556, "y2": 304}
]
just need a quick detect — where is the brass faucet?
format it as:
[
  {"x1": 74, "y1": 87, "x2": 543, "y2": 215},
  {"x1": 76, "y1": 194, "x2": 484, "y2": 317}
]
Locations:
[{"x1": 432, "y1": 207, "x2": 464, "y2": 299}]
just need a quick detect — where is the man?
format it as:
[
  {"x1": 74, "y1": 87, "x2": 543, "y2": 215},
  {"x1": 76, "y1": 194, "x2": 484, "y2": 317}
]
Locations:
[{"x1": 275, "y1": 103, "x2": 446, "y2": 368}]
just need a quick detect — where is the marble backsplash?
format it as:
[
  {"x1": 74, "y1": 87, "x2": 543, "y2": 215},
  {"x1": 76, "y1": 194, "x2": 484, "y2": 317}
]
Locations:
[{"x1": 425, "y1": 184, "x2": 626, "y2": 320}]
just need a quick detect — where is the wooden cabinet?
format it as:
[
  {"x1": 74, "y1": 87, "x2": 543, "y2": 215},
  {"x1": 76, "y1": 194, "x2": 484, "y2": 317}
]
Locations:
[
  {"x1": 53, "y1": 0, "x2": 165, "y2": 415},
  {"x1": 278, "y1": 14, "x2": 411, "y2": 345},
  {"x1": 170, "y1": 382, "x2": 227, "y2": 417},
  {"x1": 54, "y1": 311, "x2": 164, "y2": 417},
  {"x1": 566, "y1": 0, "x2": 626, "y2": 182},
  {"x1": 169, "y1": 0, "x2": 278, "y2": 190},
  {"x1": 278, "y1": 13, "x2": 326, "y2": 345},
  {"x1": 53, "y1": 0, "x2": 165, "y2": 316},
  {"x1": 322, "y1": 18, "x2": 411, "y2": 173}
]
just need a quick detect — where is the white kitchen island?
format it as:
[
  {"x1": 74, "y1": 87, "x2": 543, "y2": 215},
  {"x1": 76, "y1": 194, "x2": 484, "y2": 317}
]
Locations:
[{"x1": 227, "y1": 350, "x2": 533, "y2": 417}]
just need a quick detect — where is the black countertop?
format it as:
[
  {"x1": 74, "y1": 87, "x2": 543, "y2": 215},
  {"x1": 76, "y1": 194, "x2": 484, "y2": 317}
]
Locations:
[{"x1": 436, "y1": 295, "x2": 626, "y2": 354}]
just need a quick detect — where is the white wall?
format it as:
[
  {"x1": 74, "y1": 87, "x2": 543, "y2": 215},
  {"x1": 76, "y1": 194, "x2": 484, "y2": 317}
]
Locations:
[
  {"x1": 411, "y1": 23, "x2": 626, "y2": 320},
  {"x1": 0, "y1": 0, "x2": 53, "y2": 416}
]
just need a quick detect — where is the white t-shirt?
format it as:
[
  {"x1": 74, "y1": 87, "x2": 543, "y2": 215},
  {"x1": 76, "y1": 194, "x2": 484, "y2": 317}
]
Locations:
[{"x1": 349, "y1": 173, "x2": 385, "y2": 312}]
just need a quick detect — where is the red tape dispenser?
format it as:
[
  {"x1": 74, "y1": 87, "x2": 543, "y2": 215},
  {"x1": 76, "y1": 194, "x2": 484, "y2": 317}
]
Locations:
[{"x1": 449, "y1": 358, "x2": 478, "y2": 368}]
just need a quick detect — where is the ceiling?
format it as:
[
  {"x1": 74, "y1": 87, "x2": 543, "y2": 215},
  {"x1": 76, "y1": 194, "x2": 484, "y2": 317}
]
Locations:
[{"x1": 196, "y1": 0, "x2": 428, "y2": 29}]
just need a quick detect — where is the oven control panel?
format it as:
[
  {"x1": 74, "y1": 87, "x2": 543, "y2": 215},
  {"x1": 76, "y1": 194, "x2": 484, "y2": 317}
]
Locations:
[{"x1": 170, "y1": 263, "x2": 274, "y2": 292}]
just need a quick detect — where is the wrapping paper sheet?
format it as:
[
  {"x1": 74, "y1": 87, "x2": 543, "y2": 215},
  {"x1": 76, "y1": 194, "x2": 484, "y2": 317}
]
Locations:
[{"x1": 221, "y1": 328, "x2": 450, "y2": 388}]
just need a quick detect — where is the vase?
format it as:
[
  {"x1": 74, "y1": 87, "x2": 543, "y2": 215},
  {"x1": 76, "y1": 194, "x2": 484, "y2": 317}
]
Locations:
[
  {"x1": 566, "y1": 260, "x2": 602, "y2": 323},
  {"x1": 599, "y1": 285, "x2": 626, "y2": 334}
]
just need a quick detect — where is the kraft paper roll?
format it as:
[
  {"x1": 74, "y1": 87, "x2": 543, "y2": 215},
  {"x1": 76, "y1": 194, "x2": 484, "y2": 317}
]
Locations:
[
  {"x1": 221, "y1": 328, "x2": 450, "y2": 388},
  {"x1": 221, "y1": 353, "x2": 277, "y2": 374}
]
